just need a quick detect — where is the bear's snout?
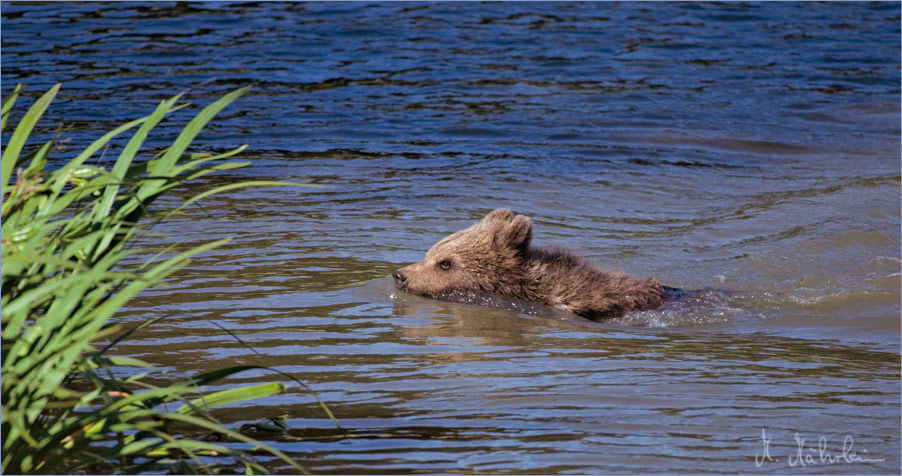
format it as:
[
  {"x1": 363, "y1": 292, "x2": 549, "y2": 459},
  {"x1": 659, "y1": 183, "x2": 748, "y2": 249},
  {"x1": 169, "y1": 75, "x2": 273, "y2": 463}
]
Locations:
[{"x1": 392, "y1": 269, "x2": 408, "y2": 287}]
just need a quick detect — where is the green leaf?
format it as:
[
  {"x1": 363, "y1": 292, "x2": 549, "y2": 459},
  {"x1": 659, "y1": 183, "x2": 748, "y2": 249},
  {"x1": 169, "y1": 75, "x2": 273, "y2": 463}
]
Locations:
[
  {"x1": 2, "y1": 83, "x2": 60, "y2": 205},
  {"x1": 136, "y1": 87, "x2": 250, "y2": 202},
  {"x1": 93, "y1": 93, "x2": 183, "y2": 223},
  {"x1": 177, "y1": 383, "x2": 286, "y2": 416},
  {"x1": 1, "y1": 83, "x2": 333, "y2": 476},
  {"x1": 41, "y1": 115, "x2": 148, "y2": 212},
  {"x1": 1, "y1": 84, "x2": 24, "y2": 132}
]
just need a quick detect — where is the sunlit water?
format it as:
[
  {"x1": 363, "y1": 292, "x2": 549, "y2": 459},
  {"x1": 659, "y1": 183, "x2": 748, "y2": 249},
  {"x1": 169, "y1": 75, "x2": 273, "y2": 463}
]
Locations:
[{"x1": 3, "y1": 2, "x2": 900, "y2": 474}]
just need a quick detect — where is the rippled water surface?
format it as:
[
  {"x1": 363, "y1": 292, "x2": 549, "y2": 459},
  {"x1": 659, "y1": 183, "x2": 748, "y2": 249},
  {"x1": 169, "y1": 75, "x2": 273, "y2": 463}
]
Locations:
[{"x1": 3, "y1": 2, "x2": 900, "y2": 474}]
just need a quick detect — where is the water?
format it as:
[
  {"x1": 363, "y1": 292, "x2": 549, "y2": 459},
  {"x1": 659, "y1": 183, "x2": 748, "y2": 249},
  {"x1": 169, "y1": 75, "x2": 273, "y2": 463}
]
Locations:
[{"x1": 3, "y1": 2, "x2": 900, "y2": 473}]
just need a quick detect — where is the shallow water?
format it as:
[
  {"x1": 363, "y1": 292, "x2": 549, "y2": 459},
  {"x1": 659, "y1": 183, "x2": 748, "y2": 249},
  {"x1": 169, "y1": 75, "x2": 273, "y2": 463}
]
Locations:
[{"x1": 2, "y1": 1, "x2": 900, "y2": 474}]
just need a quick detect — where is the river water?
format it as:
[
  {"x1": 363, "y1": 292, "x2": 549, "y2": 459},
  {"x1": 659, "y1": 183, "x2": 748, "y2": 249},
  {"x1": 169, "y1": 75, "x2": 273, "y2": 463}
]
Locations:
[{"x1": 2, "y1": 2, "x2": 900, "y2": 474}]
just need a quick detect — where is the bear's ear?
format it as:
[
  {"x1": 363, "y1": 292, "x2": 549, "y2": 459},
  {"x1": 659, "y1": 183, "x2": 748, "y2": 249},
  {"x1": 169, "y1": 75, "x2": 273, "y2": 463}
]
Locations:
[
  {"x1": 482, "y1": 208, "x2": 514, "y2": 225},
  {"x1": 495, "y1": 214, "x2": 532, "y2": 254}
]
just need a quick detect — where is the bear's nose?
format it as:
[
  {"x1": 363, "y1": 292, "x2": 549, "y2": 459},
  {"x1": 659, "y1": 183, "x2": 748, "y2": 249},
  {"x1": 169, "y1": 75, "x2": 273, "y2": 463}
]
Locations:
[{"x1": 392, "y1": 270, "x2": 407, "y2": 284}]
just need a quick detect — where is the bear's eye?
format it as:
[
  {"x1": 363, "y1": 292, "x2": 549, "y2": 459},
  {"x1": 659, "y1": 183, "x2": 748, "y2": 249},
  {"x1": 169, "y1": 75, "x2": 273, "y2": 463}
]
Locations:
[{"x1": 438, "y1": 259, "x2": 452, "y2": 270}]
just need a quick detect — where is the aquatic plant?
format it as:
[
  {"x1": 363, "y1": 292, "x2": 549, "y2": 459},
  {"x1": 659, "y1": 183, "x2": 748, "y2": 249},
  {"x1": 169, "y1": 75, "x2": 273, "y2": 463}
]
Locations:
[{"x1": 1, "y1": 84, "x2": 310, "y2": 474}]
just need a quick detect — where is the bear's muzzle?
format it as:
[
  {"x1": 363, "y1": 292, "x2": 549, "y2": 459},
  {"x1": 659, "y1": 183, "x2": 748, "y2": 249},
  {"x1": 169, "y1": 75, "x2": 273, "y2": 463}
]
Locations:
[{"x1": 392, "y1": 269, "x2": 408, "y2": 289}]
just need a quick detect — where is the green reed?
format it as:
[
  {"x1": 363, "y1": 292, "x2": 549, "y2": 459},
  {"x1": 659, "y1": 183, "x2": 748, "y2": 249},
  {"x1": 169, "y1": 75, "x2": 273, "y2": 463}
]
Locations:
[{"x1": 1, "y1": 85, "x2": 313, "y2": 474}]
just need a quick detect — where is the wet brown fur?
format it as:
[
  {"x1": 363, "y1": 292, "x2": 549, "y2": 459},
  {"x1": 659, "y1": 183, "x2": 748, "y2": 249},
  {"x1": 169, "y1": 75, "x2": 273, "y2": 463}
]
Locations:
[{"x1": 393, "y1": 209, "x2": 664, "y2": 320}]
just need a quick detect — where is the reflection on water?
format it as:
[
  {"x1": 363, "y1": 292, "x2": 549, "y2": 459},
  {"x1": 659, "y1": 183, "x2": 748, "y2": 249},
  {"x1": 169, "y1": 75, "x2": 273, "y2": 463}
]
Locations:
[{"x1": 3, "y1": 1, "x2": 899, "y2": 474}]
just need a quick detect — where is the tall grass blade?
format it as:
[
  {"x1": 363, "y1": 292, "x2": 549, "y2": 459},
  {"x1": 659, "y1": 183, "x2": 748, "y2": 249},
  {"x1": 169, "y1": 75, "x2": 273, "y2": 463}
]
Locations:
[
  {"x1": 93, "y1": 94, "x2": 183, "y2": 223},
  {"x1": 177, "y1": 383, "x2": 286, "y2": 416},
  {"x1": 2, "y1": 83, "x2": 59, "y2": 204},
  {"x1": 2, "y1": 84, "x2": 322, "y2": 474},
  {"x1": 1, "y1": 84, "x2": 24, "y2": 132}
]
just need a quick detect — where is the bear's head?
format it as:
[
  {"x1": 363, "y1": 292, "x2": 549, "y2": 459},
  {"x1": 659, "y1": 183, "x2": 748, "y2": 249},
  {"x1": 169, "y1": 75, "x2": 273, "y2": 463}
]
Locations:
[{"x1": 393, "y1": 209, "x2": 532, "y2": 297}]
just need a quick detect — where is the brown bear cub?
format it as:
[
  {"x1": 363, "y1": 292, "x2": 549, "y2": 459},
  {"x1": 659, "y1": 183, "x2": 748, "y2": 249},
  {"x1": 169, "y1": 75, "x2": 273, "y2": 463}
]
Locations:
[{"x1": 393, "y1": 209, "x2": 667, "y2": 321}]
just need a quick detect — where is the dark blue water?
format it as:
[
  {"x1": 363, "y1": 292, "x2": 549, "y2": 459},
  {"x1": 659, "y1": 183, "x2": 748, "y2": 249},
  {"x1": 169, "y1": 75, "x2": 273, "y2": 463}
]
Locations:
[
  {"x1": 3, "y1": 2, "x2": 898, "y2": 158},
  {"x1": 3, "y1": 2, "x2": 900, "y2": 474}
]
